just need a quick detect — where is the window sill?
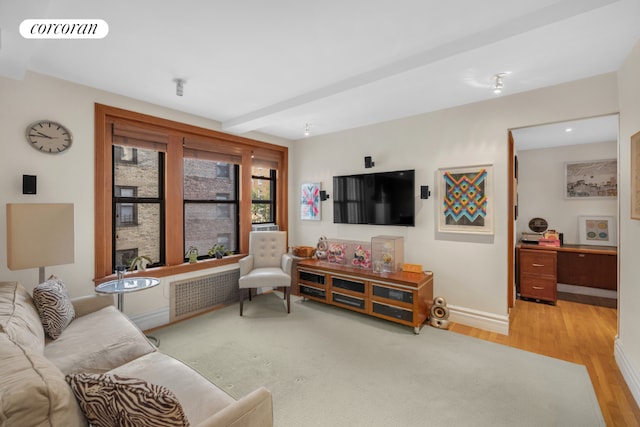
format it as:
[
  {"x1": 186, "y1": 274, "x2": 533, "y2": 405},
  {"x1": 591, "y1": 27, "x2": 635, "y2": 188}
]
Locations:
[{"x1": 94, "y1": 254, "x2": 246, "y2": 285}]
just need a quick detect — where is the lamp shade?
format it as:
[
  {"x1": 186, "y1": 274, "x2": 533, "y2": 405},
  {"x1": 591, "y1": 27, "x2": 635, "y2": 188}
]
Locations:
[{"x1": 6, "y1": 203, "x2": 75, "y2": 273}]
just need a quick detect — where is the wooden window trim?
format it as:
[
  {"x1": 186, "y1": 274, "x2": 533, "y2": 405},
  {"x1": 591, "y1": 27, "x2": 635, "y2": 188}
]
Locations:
[{"x1": 94, "y1": 103, "x2": 288, "y2": 283}]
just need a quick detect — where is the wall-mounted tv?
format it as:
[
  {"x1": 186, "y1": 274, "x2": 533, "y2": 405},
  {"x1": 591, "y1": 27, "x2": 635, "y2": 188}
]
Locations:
[{"x1": 333, "y1": 169, "x2": 415, "y2": 226}]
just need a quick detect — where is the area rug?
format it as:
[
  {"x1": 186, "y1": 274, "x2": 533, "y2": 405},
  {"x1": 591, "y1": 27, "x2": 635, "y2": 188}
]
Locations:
[{"x1": 152, "y1": 292, "x2": 605, "y2": 426}]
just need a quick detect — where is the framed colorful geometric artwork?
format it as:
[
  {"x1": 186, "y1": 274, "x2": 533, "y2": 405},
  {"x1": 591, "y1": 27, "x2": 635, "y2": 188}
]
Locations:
[
  {"x1": 578, "y1": 215, "x2": 617, "y2": 246},
  {"x1": 301, "y1": 182, "x2": 321, "y2": 221},
  {"x1": 437, "y1": 164, "x2": 494, "y2": 235}
]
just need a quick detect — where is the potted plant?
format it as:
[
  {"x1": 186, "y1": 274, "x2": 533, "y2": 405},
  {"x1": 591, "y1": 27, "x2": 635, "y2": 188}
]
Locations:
[
  {"x1": 208, "y1": 243, "x2": 232, "y2": 259},
  {"x1": 186, "y1": 246, "x2": 199, "y2": 263},
  {"x1": 128, "y1": 255, "x2": 153, "y2": 271}
]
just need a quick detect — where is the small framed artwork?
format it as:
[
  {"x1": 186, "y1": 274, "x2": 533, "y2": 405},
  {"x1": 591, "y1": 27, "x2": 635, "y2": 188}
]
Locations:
[
  {"x1": 437, "y1": 164, "x2": 494, "y2": 234},
  {"x1": 578, "y1": 215, "x2": 617, "y2": 246},
  {"x1": 565, "y1": 159, "x2": 617, "y2": 199},
  {"x1": 301, "y1": 182, "x2": 321, "y2": 221},
  {"x1": 631, "y1": 131, "x2": 640, "y2": 219}
]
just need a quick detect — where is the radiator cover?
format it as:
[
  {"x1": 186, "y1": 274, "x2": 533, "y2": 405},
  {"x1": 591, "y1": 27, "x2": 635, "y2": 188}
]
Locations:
[{"x1": 170, "y1": 269, "x2": 239, "y2": 322}]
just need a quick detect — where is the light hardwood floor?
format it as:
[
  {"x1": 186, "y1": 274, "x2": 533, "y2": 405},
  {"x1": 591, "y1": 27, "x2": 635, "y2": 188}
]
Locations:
[{"x1": 449, "y1": 298, "x2": 640, "y2": 426}]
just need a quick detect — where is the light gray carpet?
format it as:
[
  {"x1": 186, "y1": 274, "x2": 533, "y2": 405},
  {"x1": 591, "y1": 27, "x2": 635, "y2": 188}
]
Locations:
[{"x1": 152, "y1": 292, "x2": 605, "y2": 427}]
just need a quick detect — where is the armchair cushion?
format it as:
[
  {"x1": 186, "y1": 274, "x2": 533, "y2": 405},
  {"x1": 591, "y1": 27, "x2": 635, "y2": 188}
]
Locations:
[{"x1": 239, "y1": 268, "x2": 290, "y2": 289}]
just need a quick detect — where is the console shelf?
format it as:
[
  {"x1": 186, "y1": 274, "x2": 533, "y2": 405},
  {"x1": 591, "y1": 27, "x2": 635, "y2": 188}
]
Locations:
[{"x1": 296, "y1": 259, "x2": 433, "y2": 334}]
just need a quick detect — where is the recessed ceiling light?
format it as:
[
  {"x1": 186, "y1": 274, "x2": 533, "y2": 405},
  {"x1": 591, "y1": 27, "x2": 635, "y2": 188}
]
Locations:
[{"x1": 565, "y1": 128, "x2": 573, "y2": 132}]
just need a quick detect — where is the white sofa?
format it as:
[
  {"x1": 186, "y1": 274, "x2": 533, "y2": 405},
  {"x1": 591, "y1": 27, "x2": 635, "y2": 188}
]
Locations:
[{"x1": 0, "y1": 281, "x2": 273, "y2": 426}]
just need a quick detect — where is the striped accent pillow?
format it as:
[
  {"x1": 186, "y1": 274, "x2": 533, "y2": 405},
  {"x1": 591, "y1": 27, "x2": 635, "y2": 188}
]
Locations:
[
  {"x1": 65, "y1": 373, "x2": 190, "y2": 427},
  {"x1": 32, "y1": 277, "x2": 75, "y2": 339}
]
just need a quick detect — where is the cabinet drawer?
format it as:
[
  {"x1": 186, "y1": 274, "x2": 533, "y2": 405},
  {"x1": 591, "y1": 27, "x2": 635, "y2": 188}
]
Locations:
[
  {"x1": 331, "y1": 276, "x2": 366, "y2": 294},
  {"x1": 372, "y1": 302, "x2": 413, "y2": 323},
  {"x1": 299, "y1": 270, "x2": 326, "y2": 286},
  {"x1": 520, "y1": 274, "x2": 556, "y2": 302},
  {"x1": 331, "y1": 292, "x2": 366, "y2": 310},
  {"x1": 520, "y1": 250, "x2": 556, "y2": 276},
  {"x1": 300, "y1": 285, "x2": 327, "y2": 300},
  {"x1": 372, "y1": 283, "x2": 413, "y2": 304}
]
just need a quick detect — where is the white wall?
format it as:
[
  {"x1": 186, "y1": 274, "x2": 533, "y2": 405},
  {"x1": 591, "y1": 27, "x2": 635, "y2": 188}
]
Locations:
[
  {"x1": 616, "y1": 39, "x2": 640, "y2": 405},
  {"x1": 0, "y1": 71, "x2": 291, "y2": 322},
  {"x1": 290, "y1": 73, "x2": 619, "y2": 333},
  {"x1": 516, "y1": 141, "x2": 617, "y2": 244}
]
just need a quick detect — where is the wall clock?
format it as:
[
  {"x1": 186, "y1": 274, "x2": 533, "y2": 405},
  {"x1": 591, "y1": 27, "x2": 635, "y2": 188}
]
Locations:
[{"x1": 25, "y1": 120, "x2": 73, "y2": 154}]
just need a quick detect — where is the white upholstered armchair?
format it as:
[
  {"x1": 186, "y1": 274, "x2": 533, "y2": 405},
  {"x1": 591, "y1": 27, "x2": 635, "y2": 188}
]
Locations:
[{"x1": 238, "y1": 231, "x2": 293, "y2": 315}]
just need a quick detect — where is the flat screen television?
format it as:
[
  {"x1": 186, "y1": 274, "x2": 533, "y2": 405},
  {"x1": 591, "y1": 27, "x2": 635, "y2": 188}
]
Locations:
[{"x1": 333, "y1": 169, "x2": 415, "y2": 226}]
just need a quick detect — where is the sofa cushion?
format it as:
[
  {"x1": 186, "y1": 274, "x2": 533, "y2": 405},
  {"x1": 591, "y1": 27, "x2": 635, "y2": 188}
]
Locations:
[
  {"x1": 45, "y1": 305, "x2": 156, "y2": 375},
  {"x1": 0, "y1": 333, "x2": 85, "y2": 427},
  {"x1": 0, "y1": 281, "x2": 45, "y2": 354},
  {"x1": 65, "y1": 373, "x2": 189, "y2": 427},
  {"x1": 32, "y1": 277, "x2": 76, "y2": 339},
  {"x1": 110, "y1": 352, "x2": 236, "y2": 425}
]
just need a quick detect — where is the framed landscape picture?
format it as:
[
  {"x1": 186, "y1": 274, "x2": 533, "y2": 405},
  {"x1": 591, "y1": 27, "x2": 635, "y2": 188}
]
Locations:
[
  {"x1": 578, "y1": 215, "x2": 617, "y2": 246},
  {"x1": 301, "y1": 182, "x2": 321, "y2": 221},
  {"x1": 437, "y1": 164, "x2": 494, "y2": 235},
  {"x1": 564, "y1": 159, "x2": 617, "y2": 199}
]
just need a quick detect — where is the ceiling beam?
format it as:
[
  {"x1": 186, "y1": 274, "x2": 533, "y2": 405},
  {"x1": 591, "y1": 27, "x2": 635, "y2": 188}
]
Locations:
[{"x1": 222, "y1": 0, "x2": 620, "y2": 135}]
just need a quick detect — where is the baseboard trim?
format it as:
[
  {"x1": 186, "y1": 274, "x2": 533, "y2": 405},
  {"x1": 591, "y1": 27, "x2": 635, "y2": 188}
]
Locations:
[
  {"x1": 614, "y1": 337, "x2": 640, "y2": 408},
  {"x1": 448, "y1": 304, "x2": 510, "y2": 336},
  {"x1": 130, "y1": 307, "x2": 170, "y2": 331}
]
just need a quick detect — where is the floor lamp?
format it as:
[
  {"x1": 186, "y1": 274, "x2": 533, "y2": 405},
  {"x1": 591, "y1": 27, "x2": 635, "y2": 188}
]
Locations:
[{"x1": 6, "y1": 203, "x2": 75, "y2": 284}]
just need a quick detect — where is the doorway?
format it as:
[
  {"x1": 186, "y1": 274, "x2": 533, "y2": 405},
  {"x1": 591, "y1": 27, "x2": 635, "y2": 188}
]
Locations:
[{"x1": 509, "y1": 114, "x2": 619, "y2": 307}]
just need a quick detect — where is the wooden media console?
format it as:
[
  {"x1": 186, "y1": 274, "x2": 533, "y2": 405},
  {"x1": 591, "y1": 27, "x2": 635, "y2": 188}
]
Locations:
[{"x1": 296, "y1": 259, "x2": 433, "y2": 334}]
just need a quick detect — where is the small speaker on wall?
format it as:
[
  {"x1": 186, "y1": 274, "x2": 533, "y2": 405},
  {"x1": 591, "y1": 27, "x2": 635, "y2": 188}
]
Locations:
[
  {"x1": 320, "y1": 190, "x2": 330, "y2": 201},
  {"x1": 364, "y1": 156, "x2": 375, "y2": 168},
  {"x1": 23, "y1": 175, "x2": 37, "y2": 195},
  {"x1": 420, "y1": 185, "x2": 431, "y2": 199}
]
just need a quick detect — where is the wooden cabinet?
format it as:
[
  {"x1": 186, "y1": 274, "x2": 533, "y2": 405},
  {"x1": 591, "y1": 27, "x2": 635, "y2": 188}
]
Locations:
[
  {"x1": 297, "y1": 259, "x2": 433, "y2": 334},
  {"x1": 519, "y1": 249, "x2": 557, "y2": 303},
  {"x1": 557, "y1": 251, "x2": 616, "y2": 290},
  {"x1": 517, "y1": 243, "x2": 617, "y2": 304}
]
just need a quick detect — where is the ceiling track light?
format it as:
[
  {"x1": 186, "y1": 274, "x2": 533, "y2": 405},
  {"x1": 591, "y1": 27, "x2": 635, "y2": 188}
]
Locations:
[
  {"x1": 304, "y1": 123, "x2": 311, "y2": 137},
  {"x1": 492, "y1": 73, "x2": 507, "y2": 94},
  {"x1": 174, "y1": 78, "x2": 185, "y2": 96}
]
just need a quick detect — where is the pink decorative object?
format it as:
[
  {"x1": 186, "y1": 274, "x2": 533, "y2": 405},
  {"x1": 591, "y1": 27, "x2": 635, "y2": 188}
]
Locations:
[
  {"x1": 352, "y1": 244, "x2": 371, "y2": 268},
  {"x1": 327, "y1": 243, "x2": 346, "y2": 264}
]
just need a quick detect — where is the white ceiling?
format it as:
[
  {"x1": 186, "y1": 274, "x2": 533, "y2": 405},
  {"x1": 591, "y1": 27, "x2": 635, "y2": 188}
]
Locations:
[
  {"x1": 512, "y1": 114, "x2": 619, "y2": 151},
  {"x1": 1, "y1": 0, "x2": 639, "y2": 141}
]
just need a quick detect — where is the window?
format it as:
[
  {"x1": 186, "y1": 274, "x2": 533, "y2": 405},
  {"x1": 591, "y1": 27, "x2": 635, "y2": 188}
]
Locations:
[
  {"x1": 94, "y1": 104, "x2": 288, "y2": 281},
  {"x1": 114, "y1": 146, "x2": 138, "y2": 163},
  {"x1": 115, "y1": 248, "x2": 138, "y2": 269},
  {"x1": 112, "y1": 145, "x2": 164, "y2": 269},
  {"x1": 183, "y1": 157, "x2": 239, "y2": 259},
  {"x1": 216, "y1": 163, "x2": 230, "y2": 178},
  {"x1": 251, "y1": 166, "x2": 276, "y2": 224},
  {"x1": 115, "y1": 186, "x2": 137, "y2": 226}
]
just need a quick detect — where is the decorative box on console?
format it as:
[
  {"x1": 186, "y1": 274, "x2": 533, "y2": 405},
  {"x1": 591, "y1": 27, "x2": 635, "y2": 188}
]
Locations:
[
  {"x1": 371, "y1": 235, "x2": 404, "y2": 272},
  {"x1": 350, "y1": 241, "x2": 371, "y2": 269},
  {"x1": 323, "y1": 239, "x2": 371, "y2": 268},
  {"x1": 326, "y1": 239, "x2": 348, "y2": 264}
]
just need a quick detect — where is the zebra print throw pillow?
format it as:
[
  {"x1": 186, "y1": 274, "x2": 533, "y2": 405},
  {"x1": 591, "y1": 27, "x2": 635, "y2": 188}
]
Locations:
[
  {"x1": 65, "y1": 373, "x2": 190, "y2": 427},
  {"x1": 32, "y1": 277, "x2": 75, "y2": 339}
]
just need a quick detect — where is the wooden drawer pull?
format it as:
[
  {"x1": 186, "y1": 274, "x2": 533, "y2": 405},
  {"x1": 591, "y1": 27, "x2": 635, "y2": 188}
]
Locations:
[
  {"x1": 532, "y1": 286, "x2": 545, "y2": 290},
  {"x1": 532, "y1": 263, "x2": 545, "y2": 267},
  {"x1": 578, "y1": 254, "x2": 586, "y2": 257}
]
